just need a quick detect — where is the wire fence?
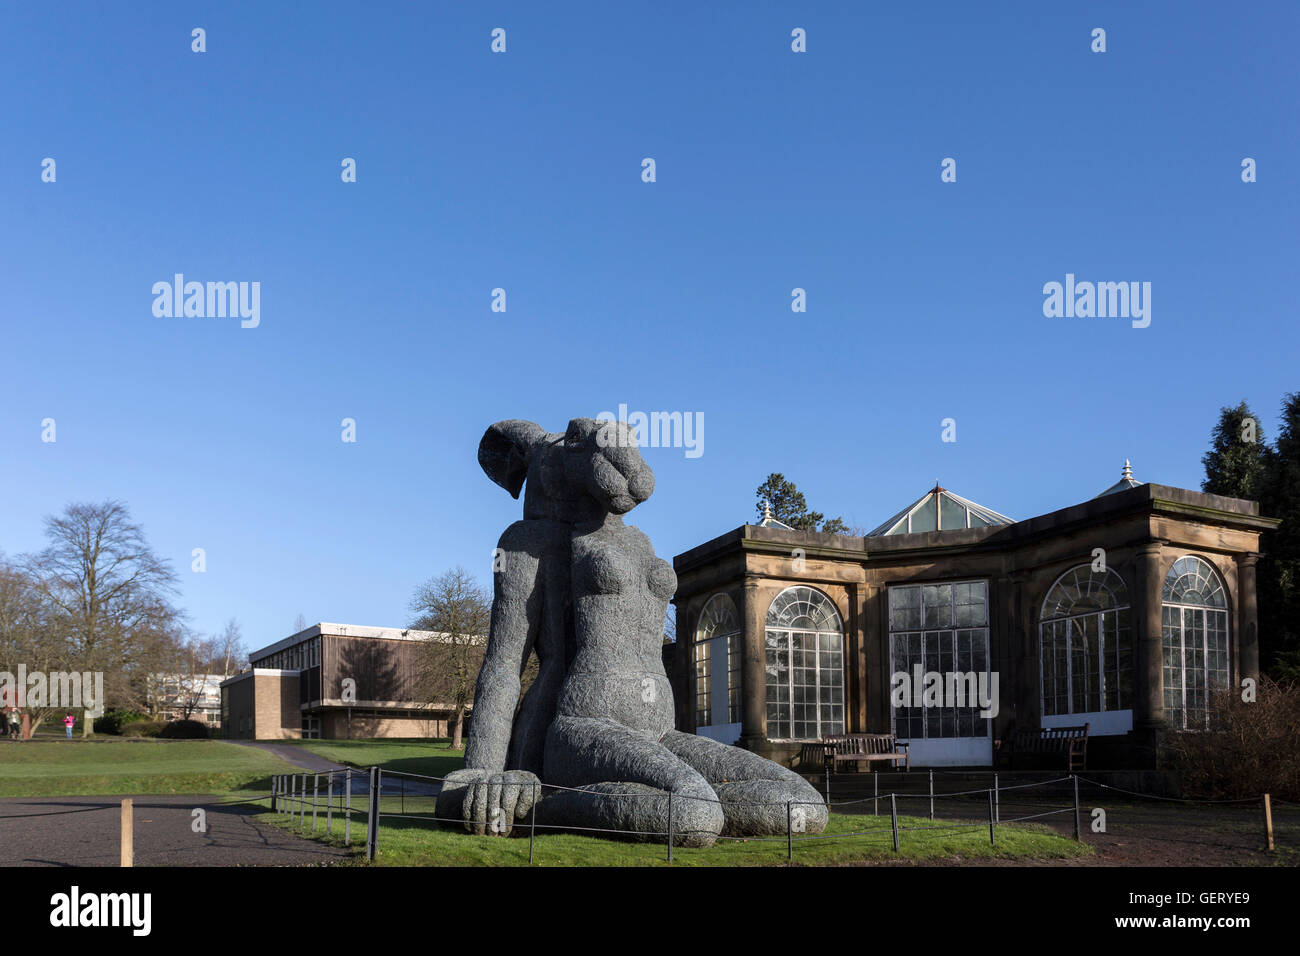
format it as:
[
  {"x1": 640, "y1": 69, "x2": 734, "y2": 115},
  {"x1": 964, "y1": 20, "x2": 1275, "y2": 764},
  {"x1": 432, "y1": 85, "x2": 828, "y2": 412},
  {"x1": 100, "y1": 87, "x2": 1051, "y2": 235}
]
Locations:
[{"x1": 265, "y1": 765, "x2": 1297, "y2": 864}]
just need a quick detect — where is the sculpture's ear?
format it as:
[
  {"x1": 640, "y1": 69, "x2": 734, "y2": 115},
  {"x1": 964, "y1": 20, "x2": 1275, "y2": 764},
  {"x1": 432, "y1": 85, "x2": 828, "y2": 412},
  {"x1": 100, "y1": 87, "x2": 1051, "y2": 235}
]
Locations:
[{"x1": 478, "y1": 420, "x2": 547, "y2": 498}]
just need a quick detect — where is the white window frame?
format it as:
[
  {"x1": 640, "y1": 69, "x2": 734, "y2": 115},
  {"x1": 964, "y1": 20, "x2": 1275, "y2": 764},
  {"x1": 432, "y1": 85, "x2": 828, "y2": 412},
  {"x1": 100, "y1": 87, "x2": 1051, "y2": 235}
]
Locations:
[
  {"x1": 1037, "y1": 567, "x2": 1132, "y2": 718},
  {"x1": 764, "y1": 586, "x2": 845, "y2": 742},
  {"x1": 1161, "y1": 556, "x2": 1231, "y2": 731},
  {"x1": 887, "y1": 579, "x2": 991, "y2": 741}
]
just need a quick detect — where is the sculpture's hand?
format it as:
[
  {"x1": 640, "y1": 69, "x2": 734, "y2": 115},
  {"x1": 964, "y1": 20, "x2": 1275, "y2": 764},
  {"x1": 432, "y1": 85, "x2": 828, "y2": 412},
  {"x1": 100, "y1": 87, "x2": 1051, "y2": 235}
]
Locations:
[{"x1": 437, "y1": 768, "x2": 540, "y2": 837}]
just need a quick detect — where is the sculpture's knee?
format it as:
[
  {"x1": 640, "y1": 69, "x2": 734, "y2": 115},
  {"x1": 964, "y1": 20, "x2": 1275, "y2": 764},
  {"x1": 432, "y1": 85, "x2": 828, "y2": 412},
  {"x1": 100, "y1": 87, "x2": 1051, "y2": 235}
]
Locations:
[
  {"x1": 714, "y1": 780, "x2": 829, "y2": 837},
  {"x1": 669, "y1": 785, "x2": 726, "y2": 847}
]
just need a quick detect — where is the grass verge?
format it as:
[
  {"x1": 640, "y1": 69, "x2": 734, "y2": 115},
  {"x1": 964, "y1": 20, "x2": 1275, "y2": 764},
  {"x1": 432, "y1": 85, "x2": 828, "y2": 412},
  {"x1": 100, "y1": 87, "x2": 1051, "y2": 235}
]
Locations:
[
  {"x1": 0, "y1": 738, "x2": 301, "y2": 796},
  {"x1": 261, "y1": 802, "x2": 1092, "y2": 867}
]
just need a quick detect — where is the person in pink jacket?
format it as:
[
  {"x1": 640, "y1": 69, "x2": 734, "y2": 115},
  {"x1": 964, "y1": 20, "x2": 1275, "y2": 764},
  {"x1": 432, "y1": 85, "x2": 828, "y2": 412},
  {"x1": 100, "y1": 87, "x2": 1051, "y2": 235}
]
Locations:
[{"x1": 63, "y1": 712, "x2": 74, "y2": 739}]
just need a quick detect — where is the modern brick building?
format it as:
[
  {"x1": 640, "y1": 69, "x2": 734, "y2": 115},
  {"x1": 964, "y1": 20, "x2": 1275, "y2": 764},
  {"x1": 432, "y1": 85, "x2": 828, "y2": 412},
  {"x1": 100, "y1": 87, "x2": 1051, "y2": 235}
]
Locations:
[
  {"x1": 670, "y1": 463, "x2": 1278, "y2": 769},
  {"x1": 220, "y1": 623, "x2": 481, "y2": 740}
]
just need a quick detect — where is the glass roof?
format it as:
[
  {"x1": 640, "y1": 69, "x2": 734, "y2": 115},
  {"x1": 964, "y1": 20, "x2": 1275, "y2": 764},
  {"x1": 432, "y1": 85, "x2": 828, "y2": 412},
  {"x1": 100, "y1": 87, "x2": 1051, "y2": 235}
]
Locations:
[{"x1": 868, "y1": 485, "x2": 1012, "y2": 536}]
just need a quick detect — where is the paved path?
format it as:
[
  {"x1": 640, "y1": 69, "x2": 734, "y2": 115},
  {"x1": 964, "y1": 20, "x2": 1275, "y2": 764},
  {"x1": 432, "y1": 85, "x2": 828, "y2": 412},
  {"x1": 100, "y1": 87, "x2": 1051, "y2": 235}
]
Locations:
[
  {"x1": 228, "y1": 742, "x2": 442, "y2": 798},
  {"x1": 228, "y1": 740, "x2": 349, "y2": 774},
  {"x1": 0, "y1": 795, "x2": 355, "y2": 867}
]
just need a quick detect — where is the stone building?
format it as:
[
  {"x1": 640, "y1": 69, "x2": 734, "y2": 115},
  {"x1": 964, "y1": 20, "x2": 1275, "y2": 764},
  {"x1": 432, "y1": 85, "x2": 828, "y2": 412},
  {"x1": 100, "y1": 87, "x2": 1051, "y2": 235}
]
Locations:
[
  {"x1": 220, "y1": 622, "x2": 481, "y2": 740},
  {"x1": 670, "y1": 464, "x2": 1278, "y2": 768}
]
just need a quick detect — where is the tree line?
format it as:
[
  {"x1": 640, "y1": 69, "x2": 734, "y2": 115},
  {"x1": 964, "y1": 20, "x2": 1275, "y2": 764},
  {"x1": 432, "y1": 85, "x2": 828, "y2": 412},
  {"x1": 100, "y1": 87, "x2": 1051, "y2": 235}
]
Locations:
[
  {"x1": 0, "y1": 500, "x2": 246, "y2": 733},
  {"x1": 1201, "y1": 394, "x2": 1300, "y2": 678}
]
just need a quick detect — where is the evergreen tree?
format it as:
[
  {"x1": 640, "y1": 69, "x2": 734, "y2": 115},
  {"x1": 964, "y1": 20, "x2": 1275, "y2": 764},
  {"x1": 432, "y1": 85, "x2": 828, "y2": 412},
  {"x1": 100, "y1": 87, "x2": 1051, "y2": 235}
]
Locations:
[
  {"x1": 1201, "y1": 401, "x2": 1270, "y2": 500},
  {"x1": 754, "y1": 474, "x2": 847, "y2": 534},
  {"x1": 1259, "y1": 393, "x2": 1300, "y2": 678},
  {"x1": 1201, "y1": 394, "x2": 1300, "y2": 679}
]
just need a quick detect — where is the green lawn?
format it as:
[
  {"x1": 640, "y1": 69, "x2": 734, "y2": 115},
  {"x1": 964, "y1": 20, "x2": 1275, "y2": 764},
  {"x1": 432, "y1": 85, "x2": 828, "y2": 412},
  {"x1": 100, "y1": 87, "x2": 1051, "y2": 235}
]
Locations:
[
  {"x1": 264, "y1": 803, "x2": 1092, "y2": 866},
  {"x1": 0, "y1": 738, "x2": 301, "y2": 797},
  {"x1": 278, "y1": 738, "x2": 464, "y2": 779},
  {"x1": 263, "y1": 738, "x2": 1089, "y2": 865}
]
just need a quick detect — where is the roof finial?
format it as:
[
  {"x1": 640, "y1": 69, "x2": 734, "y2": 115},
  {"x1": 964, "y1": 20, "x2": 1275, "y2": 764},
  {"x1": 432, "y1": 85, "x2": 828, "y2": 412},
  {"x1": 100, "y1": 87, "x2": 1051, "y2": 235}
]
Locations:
[
  {"x1": 1122, "y1": 459, "x2": 1133, "y2": 481},
  {"x1": 761, "y1": 498, "x2": 773, "y2": 522}
]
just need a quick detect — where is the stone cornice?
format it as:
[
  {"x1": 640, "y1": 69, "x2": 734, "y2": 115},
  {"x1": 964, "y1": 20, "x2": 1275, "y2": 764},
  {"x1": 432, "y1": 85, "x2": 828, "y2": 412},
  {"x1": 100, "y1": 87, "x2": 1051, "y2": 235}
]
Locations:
[{"x1": 674, "y1": 482, "x2": 1279, "y2": 573}]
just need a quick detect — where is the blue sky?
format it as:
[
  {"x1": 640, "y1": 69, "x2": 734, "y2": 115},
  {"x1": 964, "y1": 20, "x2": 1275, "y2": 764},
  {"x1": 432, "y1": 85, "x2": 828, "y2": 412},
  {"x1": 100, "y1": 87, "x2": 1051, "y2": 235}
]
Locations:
[{"x1": 2, "y1": 1, "x2": 1296, "y2": 651}]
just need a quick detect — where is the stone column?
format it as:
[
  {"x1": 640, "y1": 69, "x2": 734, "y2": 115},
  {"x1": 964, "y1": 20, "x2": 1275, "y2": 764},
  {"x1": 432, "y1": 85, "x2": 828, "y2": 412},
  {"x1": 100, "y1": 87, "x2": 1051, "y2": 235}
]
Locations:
[
  {"x1": 673, "y1": 597, "x2": 694, "y2": 732},
  {"x1": 1134, "y1": 541, "x2": 1167, "y2": 732},
  {"x1": 739, "y1": 575, "x2": 768, "y2": 753},
  {"x1": 845, "y1": 582, "x2": 860, "y2": 733},
  {"x1": 860, "y1": 583, "x2": 880, "y2": 733},
  {"x1": 994, "y1": 573, "x2": 1021, "y2": 738},
  {"x1": 1235, "y1": 553, "x2": 1260, "y2": 686}
]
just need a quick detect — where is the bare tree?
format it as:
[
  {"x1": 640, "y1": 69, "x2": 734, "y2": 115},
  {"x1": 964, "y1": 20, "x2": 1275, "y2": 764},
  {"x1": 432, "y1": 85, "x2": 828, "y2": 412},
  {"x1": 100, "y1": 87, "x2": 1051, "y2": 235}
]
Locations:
[
  {"x1": 171, "y1": 633, "x2": 218, "y2": 719},
  {"x1": 23, "y1": 501, "x2": 183, "y2": 735},
  {"x1": 409, "y1": 567, "x2": 490, "y2": 749},
  {"x1": 0, "y1": 554, "x2": 69, "y2": 731},
  {"x1": 217, "y1": 619, "x2": 247, "y2": 675}
]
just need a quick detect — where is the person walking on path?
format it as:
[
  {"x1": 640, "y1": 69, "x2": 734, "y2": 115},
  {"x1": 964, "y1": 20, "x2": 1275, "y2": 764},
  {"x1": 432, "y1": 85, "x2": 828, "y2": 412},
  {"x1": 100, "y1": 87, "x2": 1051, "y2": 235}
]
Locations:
[
  {"x1": 63, "y1": 711, "x2": 75, "y2": 739},
  {"x1": 6, "y1": 707, "x2": 18, "y2": 739}
]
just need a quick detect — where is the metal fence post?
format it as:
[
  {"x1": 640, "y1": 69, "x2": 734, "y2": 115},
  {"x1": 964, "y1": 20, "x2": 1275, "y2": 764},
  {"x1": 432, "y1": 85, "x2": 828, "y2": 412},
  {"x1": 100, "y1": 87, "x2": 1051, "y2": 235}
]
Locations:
[
  {"x1": 528, "y1": 781, "x2": 537, "y2": 865},
  {"x1": 890, "y1": 793, "x2": 899, "y2": 853},
  {"x1": 270, "y1": 775, "x2": 278, "y2": 814},
  {"x1": 289, "y1": 775, "x2": 296, "y2": 821},
  {"x1": 666, "y1": 791, "x2": 674, "y2": 863},
  {"x1": 345, "y1": 770, "x2": 352, "y2": 845},
  {"x1": 366, "y1": 766, "x2": 380, "y2": 860},
  {"x1": 825, "y1": 765, "x2": 831, "y2": 806},
  {"x1": 327, "y1": 773, "x2": 334, "y2": 834},
  {"x1": 312, "y1": 773, "x2": 319, "y2": 831},
  {"x1": 873, "y1": 771, "x2": 878, "y2": 817},
  {"x1": 786, "y1": 801, "x2": 793, "y2": 862},
  {"x1": 994, "y1": 772, "x2": 999, "y2": 825},
  {"x1": 929, "y1": 769, "x2": 934, "y2": 820},
  {"x1": 988, "y1": 787, "x2": 995, "y2": 846},
  {"x1": 1072, "y1": 775, "x2": 1081, "y2": 841}
]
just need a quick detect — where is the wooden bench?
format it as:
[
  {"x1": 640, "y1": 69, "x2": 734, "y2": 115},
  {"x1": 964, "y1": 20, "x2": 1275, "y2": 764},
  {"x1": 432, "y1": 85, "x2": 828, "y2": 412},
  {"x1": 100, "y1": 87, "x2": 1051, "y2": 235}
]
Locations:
[
  {"x1": 800, "y1": 734, "x2": 910, "y2": 772},
  {"x1": 994, "y1": 723, "x2": 1089, "y2": 772}
]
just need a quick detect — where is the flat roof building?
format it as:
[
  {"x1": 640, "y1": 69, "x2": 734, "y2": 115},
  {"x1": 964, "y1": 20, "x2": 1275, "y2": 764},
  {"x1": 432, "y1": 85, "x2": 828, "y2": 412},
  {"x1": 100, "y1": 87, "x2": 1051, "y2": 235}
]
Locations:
[{"x1": 220, "y1": 622, "x2": 481, "y2": 740}]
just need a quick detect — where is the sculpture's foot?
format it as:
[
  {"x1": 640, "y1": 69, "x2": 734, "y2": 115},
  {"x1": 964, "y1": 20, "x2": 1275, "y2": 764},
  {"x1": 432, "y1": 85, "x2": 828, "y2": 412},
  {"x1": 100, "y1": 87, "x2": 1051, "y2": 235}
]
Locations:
[
  {"x1": 660, "y1": 729, "x2": 829, "y2": 836},
  {"x1": 534, "y1": 782, "x2": 722, "y2": 847},
  {"x1": 541, "y1": 715, "x2": 725, "y2": 847}
]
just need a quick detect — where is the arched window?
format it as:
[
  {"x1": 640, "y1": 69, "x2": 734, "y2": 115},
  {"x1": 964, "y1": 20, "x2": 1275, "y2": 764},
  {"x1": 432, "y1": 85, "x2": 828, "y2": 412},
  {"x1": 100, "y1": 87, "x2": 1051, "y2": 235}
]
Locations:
[
  {"x1": 1161, "y1": 556, "x2": 1230, "y2": 730},
  {"x1": 1039, "y1": 567, "x2": 1132, "y2": 717},
  {"x1": 694, "y1": 594, "x2": 741, "y2": 731},
  {"x1": 764, "y1": 586, "x2": 844, "y2": 740}
]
